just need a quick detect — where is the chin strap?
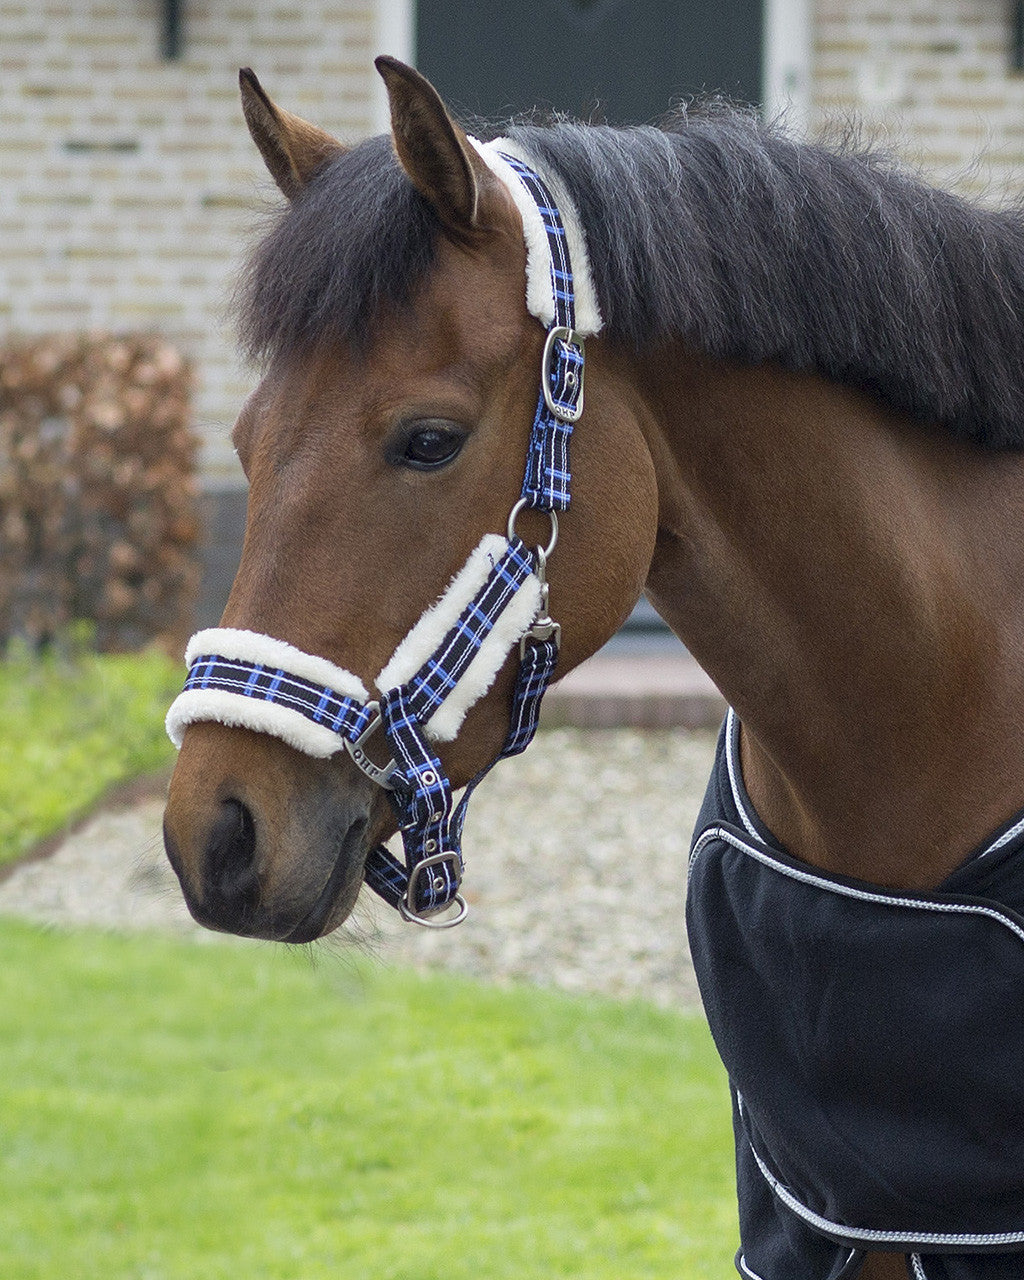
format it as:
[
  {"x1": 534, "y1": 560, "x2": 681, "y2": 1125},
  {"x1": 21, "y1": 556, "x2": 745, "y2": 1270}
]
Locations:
[{"x1": 167, "y1": 143, "x2": 597, "y2": 926}]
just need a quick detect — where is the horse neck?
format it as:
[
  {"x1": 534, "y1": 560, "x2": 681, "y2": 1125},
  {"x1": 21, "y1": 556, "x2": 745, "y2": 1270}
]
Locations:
[{"x1": 634, "y1": 348, "x2": 1024, "y2": 888}]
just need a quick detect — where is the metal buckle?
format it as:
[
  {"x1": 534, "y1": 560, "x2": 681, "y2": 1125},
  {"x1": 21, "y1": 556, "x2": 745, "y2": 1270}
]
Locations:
[
  {"x1": 541, "y1": 325, "x2": 585, "y2": 423},
  {"x1": 399, "y1": 852, "x2": 469, "y2": 929},
  {"x1": 343, "y1": 702, "x2": 400, "y2": 790}
]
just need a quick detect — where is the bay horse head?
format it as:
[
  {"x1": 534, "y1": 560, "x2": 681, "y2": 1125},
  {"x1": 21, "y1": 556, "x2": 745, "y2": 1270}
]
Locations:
[{"x1": 162, "y1": 59, "x2": 658, "y2": 942}]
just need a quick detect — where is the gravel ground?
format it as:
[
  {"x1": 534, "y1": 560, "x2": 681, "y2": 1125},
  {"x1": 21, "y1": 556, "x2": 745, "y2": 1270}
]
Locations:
[{"x1": 0, "y1": 728, "x2": 718, "y2": 1010}]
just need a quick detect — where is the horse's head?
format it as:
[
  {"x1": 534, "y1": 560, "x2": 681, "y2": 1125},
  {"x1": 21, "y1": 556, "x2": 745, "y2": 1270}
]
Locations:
[{"x1": 162, "y1": 59, "x2": 658, "y2": 941}]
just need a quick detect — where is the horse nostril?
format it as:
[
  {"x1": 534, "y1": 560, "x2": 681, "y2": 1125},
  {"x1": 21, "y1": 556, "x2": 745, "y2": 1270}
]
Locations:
[{"x1": 205, "y1": 798, "x2": 261, "y2": 913}]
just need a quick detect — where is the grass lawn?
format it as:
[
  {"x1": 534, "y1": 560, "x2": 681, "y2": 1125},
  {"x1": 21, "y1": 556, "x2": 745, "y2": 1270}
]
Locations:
[
  {"x1": 0, "y1": 920, "x2": 738, "y2": 1279},
  {"x1": 0, "y1": 641, "x2": 181, "y2": 867},
  {"x1": 0, "y1": 644, "x2": 738, "y2": 1275}
]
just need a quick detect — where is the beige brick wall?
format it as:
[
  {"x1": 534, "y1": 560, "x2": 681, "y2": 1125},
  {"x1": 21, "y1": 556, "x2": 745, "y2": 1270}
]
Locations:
[
  {"x1": 812, "y1": 0, "x2": 1024, "y2": 200},
  {"x1": 0, "y1": 0, "x2": 378, "y2": 483}
]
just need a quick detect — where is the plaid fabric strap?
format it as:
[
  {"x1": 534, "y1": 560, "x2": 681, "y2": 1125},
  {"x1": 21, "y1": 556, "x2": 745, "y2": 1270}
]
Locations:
[
  {"x1": 392, "y1": 539, "x2": 534, "y2": 724},
  {"x1": 496, "y1": 151, "x2": 584, "y2": 513},
  {"x1": 179, "y1": 654, "x2": 375, "y2": 741},
  {"x1": 363, "y1": 630, "x2": 560, "y2": 916}
]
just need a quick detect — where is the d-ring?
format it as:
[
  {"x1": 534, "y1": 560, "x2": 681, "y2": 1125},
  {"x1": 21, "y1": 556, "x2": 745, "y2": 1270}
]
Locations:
[
  {"x1": 400, "y1": 852, "x2": 469, "y2": 929},
  {"x1": 507, "y1": 498, "x2": 558, "y2": 560}
]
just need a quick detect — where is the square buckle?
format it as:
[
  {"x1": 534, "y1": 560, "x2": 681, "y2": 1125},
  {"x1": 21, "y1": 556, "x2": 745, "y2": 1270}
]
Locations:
[{"x1": 399, "y1": 851, "x2": 468, "y2": 929}]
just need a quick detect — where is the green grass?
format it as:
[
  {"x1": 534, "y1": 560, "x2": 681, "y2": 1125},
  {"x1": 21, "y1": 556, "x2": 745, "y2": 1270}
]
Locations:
[
  {"x1": 0, "y1": 920, "x2": 737, "y2": 1279},
  {"x1": 0, "y1": 640, "x2": 181, "y2": 866}
]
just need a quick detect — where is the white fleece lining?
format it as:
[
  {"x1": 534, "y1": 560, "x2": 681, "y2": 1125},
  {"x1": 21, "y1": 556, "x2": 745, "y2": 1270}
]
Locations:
[
  {"x1": 468, "y1": 137, "x2": 603, "y2": 338},
  {"x1": 183, "y1": 628, "x2": 369, "y2": 702},
  {"x1": 375, "y1": 533, "x2": 542, "y2": 742},
  {"x1": 421, "y1": 572, "x2": 541, "y2": 741},
  {"x1": 167, "y1": 536, "x2": 543, "y2": 754},
  {"x1": 166, "y1": 687, "x2": 346, "y2": 757}
]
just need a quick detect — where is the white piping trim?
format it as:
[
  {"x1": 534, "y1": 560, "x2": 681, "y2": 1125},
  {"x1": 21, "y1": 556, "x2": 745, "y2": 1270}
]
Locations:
[
  {"x1": 692, "y1": 824, "x2": 1024, "y2": 948},
  {"x1": 743, "y1": 1129, "x2": 1024, "y2": 1249},
  {"x1": 468, "y1": 136, "x2": 603, "y2": 337},
  {"x1": 910, "y1": 1257, "x2": 928, "y2": 1280},
  {"x1": 737, "y1": 1255, "x2": 769, "y2": 1280},
  {"x1": 978, "y1": 809, "x2": 1024, "y2": 859},
  {"x1": 726, "y1": 708, "x2": 1024, "y2": 866},
  {"x1": 725, "y1": 707, "x2": 760, "y2": 838}
]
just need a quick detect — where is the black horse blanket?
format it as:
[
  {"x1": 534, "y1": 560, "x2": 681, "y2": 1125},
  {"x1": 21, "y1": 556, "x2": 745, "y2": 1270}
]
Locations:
[{"x1": 686, "y1": 711, "x2": 1024, "y2": 1280}]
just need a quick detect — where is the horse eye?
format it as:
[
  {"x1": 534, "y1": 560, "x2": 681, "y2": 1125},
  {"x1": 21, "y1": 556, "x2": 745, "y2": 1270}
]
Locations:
[{"x1": 396, "y1": 421, "x2": 467, "y2": 471}]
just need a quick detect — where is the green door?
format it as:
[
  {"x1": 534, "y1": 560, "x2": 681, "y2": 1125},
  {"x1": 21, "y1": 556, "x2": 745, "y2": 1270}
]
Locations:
[{"x1": 416, "y1": 0, "x2": 762, "y2": 125}]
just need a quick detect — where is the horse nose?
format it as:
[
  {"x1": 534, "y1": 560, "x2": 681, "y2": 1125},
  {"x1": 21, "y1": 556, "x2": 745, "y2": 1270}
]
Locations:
[
  {"x1": 164, "y1": 723, "x2": 376, "y2": 941},
  {"x1": 203, "y1": 798, "x2": 261, "y2": 917},
  {"x1": 162, "y1": 795, "x2": 263, "y2": 933}
]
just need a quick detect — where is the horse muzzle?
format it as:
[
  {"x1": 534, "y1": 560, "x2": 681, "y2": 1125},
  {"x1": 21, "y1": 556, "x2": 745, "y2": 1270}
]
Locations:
[{"x1": 162, "y1": 721, "x2": 376, "y2": 942}]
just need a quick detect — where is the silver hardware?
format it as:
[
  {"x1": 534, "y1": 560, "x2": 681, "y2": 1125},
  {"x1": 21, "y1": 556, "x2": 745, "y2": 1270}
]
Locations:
[
  {"x1": 424, "y1": 838, "x2": 437, "y2": 853},
  {"x1": 507, "y1": 498, "x2": 558, "y2": 562},
  {"x1": 420, "y1": 769, "x2": 438, "y2": 787},
  {"x1": 343, "y1": 703, "x2": 399, "y2": 790},
  {"x1": 541, "y1": 325, "x2": 585, "y2": 423},
  {"x1": 399, "y1": 852, "x2": 469, "y2": 929},
  {"x1": 520, "y1": 579, "x2": 562, "y2": 657}
]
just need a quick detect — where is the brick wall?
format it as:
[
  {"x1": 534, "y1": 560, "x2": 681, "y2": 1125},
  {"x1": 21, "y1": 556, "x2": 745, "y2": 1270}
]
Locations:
[
  {"x1": 813, "y1": 0, "x2": 1024, "y2": 200},
  {"x1": 0, "y1": 1, "x2": 379, "y2": 485}
]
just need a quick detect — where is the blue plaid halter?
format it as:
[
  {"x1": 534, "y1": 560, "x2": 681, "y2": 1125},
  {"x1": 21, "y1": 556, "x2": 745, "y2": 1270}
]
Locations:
[{"x1": 170, "y1": 151, "x2": 587, "y2": 928}]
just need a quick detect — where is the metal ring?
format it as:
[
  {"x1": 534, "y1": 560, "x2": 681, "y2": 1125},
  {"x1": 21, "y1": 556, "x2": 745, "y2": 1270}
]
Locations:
[
  {"x1": 399, "y1": 893, "x2": 468, "y2": 929},
  {"x1": 507, "y1": 498, "x2": 558, "y2": 560},
  {"x1": 400, "y1": 851, "x2": 468, "y2": 929}
]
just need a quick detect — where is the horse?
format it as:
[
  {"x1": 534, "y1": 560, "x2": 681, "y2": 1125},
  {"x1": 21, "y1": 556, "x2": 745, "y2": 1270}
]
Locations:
[{"x1": 161, "y1": 57, "x2": 1024, "y2": 1280}]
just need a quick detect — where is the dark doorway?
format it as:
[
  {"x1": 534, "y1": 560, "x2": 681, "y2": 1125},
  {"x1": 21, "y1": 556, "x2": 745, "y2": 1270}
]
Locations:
[{"x1": 416, "y1": 0, "x2": 762, "y2": 126}]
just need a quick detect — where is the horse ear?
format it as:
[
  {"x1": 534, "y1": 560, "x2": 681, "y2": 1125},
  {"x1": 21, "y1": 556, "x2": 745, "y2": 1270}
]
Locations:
[
  {"x1": 375, "y1": 56, "x2": 485, "y2": 234},
  {"x1": 239, "y1": 68, "x2": 347, "y2": 199}
]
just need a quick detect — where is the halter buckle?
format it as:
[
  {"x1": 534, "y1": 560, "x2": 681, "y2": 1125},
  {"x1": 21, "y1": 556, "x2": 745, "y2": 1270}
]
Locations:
[
  {"x1": 541, "y1": 325, "x2": 585, "y2": 423},
  {"x1": 400, "y1": 851, "x2": 469, "y2": 928},
  {"x1": 343, "y1": 703, "x2": 400, "y2": 790}
]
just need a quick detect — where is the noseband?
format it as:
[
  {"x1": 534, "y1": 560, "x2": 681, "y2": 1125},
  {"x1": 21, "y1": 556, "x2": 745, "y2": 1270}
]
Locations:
[{"x1": 166, "y1": 142, "x2": 603, "y2": 928}]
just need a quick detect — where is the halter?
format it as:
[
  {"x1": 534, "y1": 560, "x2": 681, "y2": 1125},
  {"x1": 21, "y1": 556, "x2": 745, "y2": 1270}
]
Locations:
[{"x1": 166, "y1": 142, "x2": 603, "y2": 928}]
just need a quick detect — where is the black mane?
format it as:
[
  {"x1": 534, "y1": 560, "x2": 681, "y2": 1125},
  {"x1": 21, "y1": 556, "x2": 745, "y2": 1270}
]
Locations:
[{"x1": 239, "y1": 109, "x2": 1024, "y2": 449}]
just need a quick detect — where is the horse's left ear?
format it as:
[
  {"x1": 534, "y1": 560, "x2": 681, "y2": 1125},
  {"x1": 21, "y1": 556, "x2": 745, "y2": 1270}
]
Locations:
[{"x1": 376, "y1": 56, "x2": 491, "y2": 235}]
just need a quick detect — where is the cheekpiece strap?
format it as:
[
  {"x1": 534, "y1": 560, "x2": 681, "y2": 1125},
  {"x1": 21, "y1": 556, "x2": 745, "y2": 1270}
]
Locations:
[
  {"x1": 496, "y1": 150, "x2": 584, "y2": 513},
  {"x1": 361, "y1": 625, "x2": 561, "y2": 921}
]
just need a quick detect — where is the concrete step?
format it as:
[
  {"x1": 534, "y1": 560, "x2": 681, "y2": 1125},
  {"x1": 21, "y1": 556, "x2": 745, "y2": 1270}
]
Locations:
[{"x1": 541, "y1": 651, "x2": 726, "y2": 730}]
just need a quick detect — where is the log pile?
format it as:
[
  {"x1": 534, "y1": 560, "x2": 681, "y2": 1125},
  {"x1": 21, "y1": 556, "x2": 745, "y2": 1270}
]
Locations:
[{"x1": 0, "y1": 333, "x2": 202, "y2": 652}]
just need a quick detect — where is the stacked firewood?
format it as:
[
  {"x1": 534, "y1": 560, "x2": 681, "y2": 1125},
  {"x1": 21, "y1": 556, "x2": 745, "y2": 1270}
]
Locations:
[{"x1": 0, "y1": 333, "x2": 202, "y2": 652}]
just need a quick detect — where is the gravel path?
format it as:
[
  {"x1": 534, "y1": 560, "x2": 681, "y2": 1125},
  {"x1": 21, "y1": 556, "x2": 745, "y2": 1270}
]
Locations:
[{"x1": 0, "y1": 728, "x2": 718, "y2": 1010}]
